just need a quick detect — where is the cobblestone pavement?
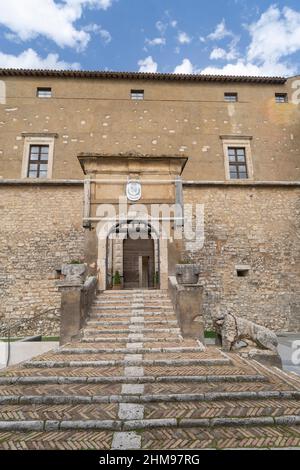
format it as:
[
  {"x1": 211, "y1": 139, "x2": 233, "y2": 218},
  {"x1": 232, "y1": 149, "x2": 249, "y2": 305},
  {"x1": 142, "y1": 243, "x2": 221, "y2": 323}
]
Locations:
[{"x1": 0, "y1": 290, "x2": 300, "y2": 450}]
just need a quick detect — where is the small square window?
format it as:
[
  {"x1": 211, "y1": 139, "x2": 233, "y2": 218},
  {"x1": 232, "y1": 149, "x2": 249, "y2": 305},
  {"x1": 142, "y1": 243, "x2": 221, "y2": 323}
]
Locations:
[
  {"x1": 131, "y1": 89, "x2": 144, "y2": 100},
  {"x1": 275, "y1": 93, "x2": 288, "y2": 103},
  {"x1": 224, "y1": 92, "x2": 238, "y2": 102},
  {"x1": 237, "y1": 269, "x2": 249, "y2": 277},
  {"x1": 37, "y1": 87, "x2": 52, "y2": 98}
]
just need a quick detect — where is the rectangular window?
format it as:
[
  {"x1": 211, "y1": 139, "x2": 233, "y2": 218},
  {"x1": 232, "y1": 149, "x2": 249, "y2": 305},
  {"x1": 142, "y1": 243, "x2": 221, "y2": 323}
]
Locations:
[
  {"x1": 228, "y1": 147, "x2": 248, "y2": 180},
  {"x1": 27, "y1": 145, "x2": 49, "y2": 178},
  {"x1": 131, "y1": 89, "x2": 144, "y2": 100},
  {"x1": 275, "y1": 93, "x2": 288, "y2": 103},
  {"x1": 224, "y1": 92, "x2": 238, "y2": 102},
  {"x1": 37, "y1": 87, "x2": 52, "y2": 98}
]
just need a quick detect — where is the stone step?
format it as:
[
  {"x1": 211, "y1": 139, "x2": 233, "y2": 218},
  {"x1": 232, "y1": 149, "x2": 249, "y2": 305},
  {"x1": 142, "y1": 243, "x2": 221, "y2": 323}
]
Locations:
[
  {"x1": 0, "y1": 374, "x2": 270, "y2": 385},
  {"x1": 24, "y1": 357, "x2": 231, "y2": 368},
  {"x1": 89, "y1": 312, "x2": 175, "y2": 319},
  {"x1": 1, "y1": 391, "x2": 299, "y2": 406},
  {"x1": 91, "y1": 305, "x2": 174, "y2": 311},
  {"x1": 77, "y1": 339, "x2": 198, "y2": 348},
  {"x1": 1, "y1": 414, "x2": 299, "y2": 433},
  {"x1": 58, "y1": 347, "x2": 207, "y2": 355},
  {"x1": 94, "y1": 299, "x2": 172, "y2": 304},
  {"x1": 89, "y1": 312, "x2": 177, "y2": 319},
  {"x1": 81, "y1": 337, "x2": 183, "y2": 343},
  {"x1": 83, "y1": 328, "x2": 181, "y2": 335},
  {"x1": 86, "y1": 320, "x2": 178, "y2": 327},
  {"x1": 102, "y1": 290, "x2": 168, "y2": 294}
]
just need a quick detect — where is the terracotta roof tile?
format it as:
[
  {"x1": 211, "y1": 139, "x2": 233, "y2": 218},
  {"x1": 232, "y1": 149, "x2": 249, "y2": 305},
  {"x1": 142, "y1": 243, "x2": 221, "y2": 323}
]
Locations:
[{"x1": 0, "y1": 68, "x2": 287, "y2": 84}]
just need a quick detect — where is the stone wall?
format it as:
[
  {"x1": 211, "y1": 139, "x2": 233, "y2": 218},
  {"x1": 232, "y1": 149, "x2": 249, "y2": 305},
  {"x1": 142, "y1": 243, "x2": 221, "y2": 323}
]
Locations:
[
  {"x1": 0, "y1": 184, "x2": 85, "y2": 335},
  {"x1": 0, "y1": 182, "x2": 299, "y2": 335},
  {"x1": 0, "y1": 75, "x2": 299, "y2": 182},
  {"x1": 183, "y1": 185, "x2": 300, "y2": 332}
]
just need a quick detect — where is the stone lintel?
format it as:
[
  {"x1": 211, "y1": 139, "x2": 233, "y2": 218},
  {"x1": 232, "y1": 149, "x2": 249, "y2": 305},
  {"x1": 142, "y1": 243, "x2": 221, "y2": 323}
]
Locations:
[{"x1": 77, "y1": 152, "x2": 188, "y2": 176}]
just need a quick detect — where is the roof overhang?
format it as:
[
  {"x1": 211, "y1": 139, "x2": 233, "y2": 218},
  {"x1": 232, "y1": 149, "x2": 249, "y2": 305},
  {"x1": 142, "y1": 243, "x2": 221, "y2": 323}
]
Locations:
[{"x1": 0, "y1": 68, "x2": 287, "y2": 85}]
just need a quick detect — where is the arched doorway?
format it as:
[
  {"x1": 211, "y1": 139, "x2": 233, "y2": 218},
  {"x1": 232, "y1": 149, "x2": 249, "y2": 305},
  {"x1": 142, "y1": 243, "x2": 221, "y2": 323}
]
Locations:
[{"x1": 106, "y1": 220, "x2": 160, "y2": 290}]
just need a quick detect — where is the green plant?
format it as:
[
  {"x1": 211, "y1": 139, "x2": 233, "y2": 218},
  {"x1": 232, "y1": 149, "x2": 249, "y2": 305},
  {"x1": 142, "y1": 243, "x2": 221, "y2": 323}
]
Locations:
[
  {"x1": 69, "y1": 259, "x2": 82, "y2": 265},
  {"x1": 205, "y1": 330, "x2": 217, "y2": 339},
  {"x1": 113, "y1": 270, "x2": 121, "y2": 286}
]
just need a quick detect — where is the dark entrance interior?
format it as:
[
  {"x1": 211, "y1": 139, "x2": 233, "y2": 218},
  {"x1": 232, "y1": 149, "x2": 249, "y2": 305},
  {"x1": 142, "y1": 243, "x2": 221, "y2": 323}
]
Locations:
[{"x1": 123, "y1": 238, "x2": 155, "y2": 289}]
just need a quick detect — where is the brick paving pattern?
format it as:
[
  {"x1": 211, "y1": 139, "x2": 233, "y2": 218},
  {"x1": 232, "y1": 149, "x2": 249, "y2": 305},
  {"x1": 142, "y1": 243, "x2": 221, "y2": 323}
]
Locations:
[{"x1": 0, "y1": 289, "x2": 299, "y2": 450}]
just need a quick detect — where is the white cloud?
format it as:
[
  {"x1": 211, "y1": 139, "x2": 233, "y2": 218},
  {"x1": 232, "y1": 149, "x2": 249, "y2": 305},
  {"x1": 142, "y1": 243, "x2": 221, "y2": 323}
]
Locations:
[
  {"x1": 98, "y1": 29, "x2": 112, "y2": 44},
  {"x1": 155, "y1": 20, "x2": 168, "y2": 35},
  {"x1": 84, "y1": 24, "x2": 112, "y2": 44},
  {"x1": 145, "y1": 37, "x2": 166, "y2": 47},
  {"x1": 207, "y1": 19, "x2": 233, "y2": 41},
  {"x1": 177, "y1": 32, "x2": 192, "y2": 44},
  {"x1": 210, "y1": 48, "x2": 224, "y2": 60},
  {"x1": 201, "y1": 60, "x2": 294, "y2": 77},
  {"x1": 202, "y1": 5, "x2": 300, "y2": 77},
  {"x1": 0, "y1": 48, "x2": 80, "y2": 70},
  {"x1": 138, "y1": 56, "x2": 158, "y2": 73},
  {"x1": 247, "y1": 5, "x2": 300, "y2": 65},
  {"x1": 0, "y1": 0, "x2": 114, "y2": 51},
  {"x1": 173, "y1": 58, "x2": 196, "y2": 74},
  {"x1": 210, "y1": 42, "x2": 239, "y2": 61}
]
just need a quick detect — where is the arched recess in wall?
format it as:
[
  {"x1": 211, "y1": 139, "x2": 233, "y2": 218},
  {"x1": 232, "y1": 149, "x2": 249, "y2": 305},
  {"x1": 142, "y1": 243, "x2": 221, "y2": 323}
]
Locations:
[{"x1": 105, "y1": 220, "x2": 160, "y2": 290}]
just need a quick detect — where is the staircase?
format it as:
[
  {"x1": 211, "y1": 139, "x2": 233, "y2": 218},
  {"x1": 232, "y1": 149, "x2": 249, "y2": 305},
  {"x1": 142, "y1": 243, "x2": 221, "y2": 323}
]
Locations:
[{"x1": 0, "y1": 289, "x2": 300, "y2": 450}]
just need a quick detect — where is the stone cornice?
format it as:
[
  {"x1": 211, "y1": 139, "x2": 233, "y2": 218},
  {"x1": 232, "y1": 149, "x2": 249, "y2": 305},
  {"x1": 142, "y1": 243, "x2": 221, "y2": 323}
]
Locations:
[
  {"x1": 183, "y1": 181, "x2": 300, "y2": 187},
  {"x1": 0, "y1": 179, "x2": 299, "y2": 187},
  {"x1": 0, "y1": 179, "x2": 83, "y2": 186}
]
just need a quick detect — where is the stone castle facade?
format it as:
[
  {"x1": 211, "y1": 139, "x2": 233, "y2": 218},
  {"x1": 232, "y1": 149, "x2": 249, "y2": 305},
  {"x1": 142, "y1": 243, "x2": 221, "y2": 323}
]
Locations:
[{"x1": 0, "y1": 69, "x2": 299, "y2": 333}]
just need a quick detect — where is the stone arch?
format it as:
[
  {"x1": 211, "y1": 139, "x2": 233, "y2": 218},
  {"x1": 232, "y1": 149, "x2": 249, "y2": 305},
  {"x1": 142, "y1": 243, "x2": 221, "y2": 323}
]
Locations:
[{"x1": 96, "y1": 217, "x2": 168, "y2": 291}]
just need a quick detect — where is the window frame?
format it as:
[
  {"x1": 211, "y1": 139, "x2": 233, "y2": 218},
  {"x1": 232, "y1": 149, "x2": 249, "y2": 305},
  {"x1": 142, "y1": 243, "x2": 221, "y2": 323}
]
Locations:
[
  {"x1": 22, "y1": 136, "x2": 55, "y2": 179},
  {"x1": 130, "y1": 89, "x2": 144, "y2": 100},
  {"x1": 224, "y1": 92, "x2": 238, "y2": 103},
  {"x1": 227, "y1": 147, "x2": 248, "y2": 180},
  {"x1": 27, "y1": 144, "x2": 50, "y2": 179},
  {"x1": 37, "y1": 87, "x2": 52, "y2": 98},
  {"x1": 221, "y1": 136, "x2": 254, "y2": 181},
  {"x1": 275, "y1": 92, "x2": 288, "y2": 103}
]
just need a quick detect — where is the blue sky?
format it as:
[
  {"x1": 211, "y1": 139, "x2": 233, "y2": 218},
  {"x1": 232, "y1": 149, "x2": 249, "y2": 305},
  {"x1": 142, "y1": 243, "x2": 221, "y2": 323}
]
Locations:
[{"x1": 0, "y1": 0, "x2": 300, "y2": 76}]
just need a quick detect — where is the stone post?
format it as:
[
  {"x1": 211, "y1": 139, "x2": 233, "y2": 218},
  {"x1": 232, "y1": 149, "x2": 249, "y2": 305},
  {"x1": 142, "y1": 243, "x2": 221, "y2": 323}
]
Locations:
[
  {"x1": 168, "y1": 276, "x2": 204, "y2": 343},
  {"x1": 58, "y1": 283, "x2": 83, "y2": 345},
  {"x1": 57, "y1": 264, "x2": 96, "y2": 346}
]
